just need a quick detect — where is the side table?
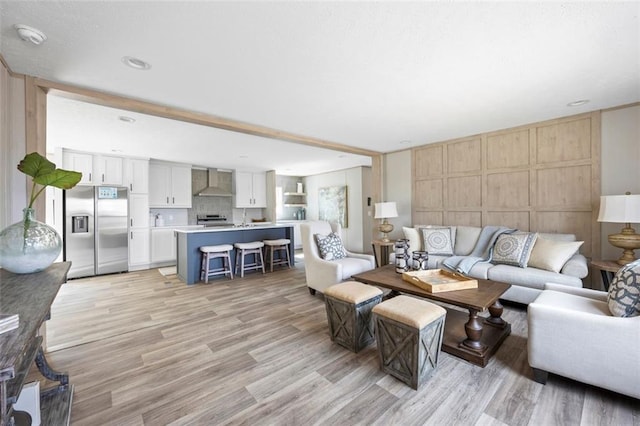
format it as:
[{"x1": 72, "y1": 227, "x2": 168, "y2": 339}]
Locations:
[
  {"x1": 590, "y1": 259, "x2": 623, "y2": 291},
  {"x1": 372, "y1": 240, "x2": 395, "y2": 268}
]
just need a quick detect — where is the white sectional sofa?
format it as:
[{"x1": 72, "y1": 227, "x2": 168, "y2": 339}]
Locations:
[{"x1": 400, "y1": 225, "x2": 589, "y2": 305}]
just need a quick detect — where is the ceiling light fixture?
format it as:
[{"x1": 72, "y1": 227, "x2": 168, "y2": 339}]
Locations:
[
  {"x1": 567, "y1": 99, "x2": 589, "y2": 107},
  {"x1": 122, "y1": 56, "x2": 151, "y2": 70},
  {"x1": 118, "y1": 116, "x2": 136, "y2": 123},
  {"x1": 14, "y1": 24, "x2": 47, "y2": 45},
  {"x1": 399, "y1": 140, "x2": 412, "y2": 145}
]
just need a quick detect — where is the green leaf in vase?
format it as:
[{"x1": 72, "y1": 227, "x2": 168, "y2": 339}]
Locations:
[
  {"x1": 18, "y1": 152, "x2": 56, "y2": 178},
  {"x1": 34, "y1": 169, "x2": 83, "y2": 189}
]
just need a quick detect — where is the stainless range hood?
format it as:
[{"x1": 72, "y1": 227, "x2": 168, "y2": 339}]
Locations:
[{"x1": 196, "y1": 168, "x2": 233, "y2": 197}]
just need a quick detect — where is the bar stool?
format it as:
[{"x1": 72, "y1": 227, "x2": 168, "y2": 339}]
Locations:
[
  {"x1": 200, "y1": 244, "x2": 234, "y2": 282},
  {"x1": 263, "y1": 239, "x2": 292, "y2": 272},
  {"x1": 234, "y1": 241, "x2": 265, "y2": 277}
]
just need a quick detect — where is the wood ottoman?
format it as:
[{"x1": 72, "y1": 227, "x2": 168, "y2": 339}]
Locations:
[
  {"x1": 324, "y1": 281, "x2": 383, "y2": 352},
  {"x1": 373, "y1": 295, "x2": 446, "y2": 390}
]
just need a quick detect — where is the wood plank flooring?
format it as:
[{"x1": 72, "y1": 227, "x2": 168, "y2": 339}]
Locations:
[{"x1": 38, "y1": 260, "x2": 639, "y2": 426}]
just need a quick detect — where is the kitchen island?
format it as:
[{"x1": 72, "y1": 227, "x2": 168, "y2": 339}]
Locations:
[{"x1": 175, "y1": 224, "x2": 294, "y2": 284}]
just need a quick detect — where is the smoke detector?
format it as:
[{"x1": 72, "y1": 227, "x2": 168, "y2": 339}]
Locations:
[{"x1": 14, "y1": 24, "x2": 47, "y2": 45}]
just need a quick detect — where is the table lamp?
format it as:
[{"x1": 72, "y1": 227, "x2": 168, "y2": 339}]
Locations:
[
  {"x1": 597, "y1": 192, "x2": 640, "y2": 265},
  {"x1": 374, "y1": 202, "x2": 398, "y2": 242}
]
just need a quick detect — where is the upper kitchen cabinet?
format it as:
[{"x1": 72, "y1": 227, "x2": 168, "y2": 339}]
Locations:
[
  {"x1": 62, "y1": 150, "x2": 123, "y2": 185},
  {"x1": 62, "y1": 151, "x2": 93, "y2": 185},
  {"x1": 149, "y1": 161, "x2": 192, "y2": 208},
  {"x1": 124, "y1": 158, "x2": 149, "y2": 194},
  {"x1": 235, "y1": 171, "x2": 267, "y2": 208},
  {"x1": 95, "y1": 155, "x2": 123, "y2": 185}
]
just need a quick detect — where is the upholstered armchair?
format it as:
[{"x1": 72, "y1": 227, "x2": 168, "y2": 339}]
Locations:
[
  {"x1": 527, "y1": 283, "x2": 640, "y2": 399},
  {"x1": 300, "y1": 221, "x2": 375, "y2": 295}
]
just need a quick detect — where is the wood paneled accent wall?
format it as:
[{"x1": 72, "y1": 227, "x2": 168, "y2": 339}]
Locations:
[{"x1": 412, "y1": 112, "x2": 601, "y2": 259}]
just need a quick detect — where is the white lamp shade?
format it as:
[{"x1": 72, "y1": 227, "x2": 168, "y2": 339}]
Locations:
[
  {"x1": 597, "y1": 194, "x2": 640, "y2": 223},
  {"x1": 374, "y1": 202, "x2": 398, "y2": 219}
]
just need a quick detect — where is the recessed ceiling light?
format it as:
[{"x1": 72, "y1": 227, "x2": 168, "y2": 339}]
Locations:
[
  {"x1": 14, "y1": 24, "x2": 47, "y2": 45},
  {"x1": 122, "y1": 56, "x2": 151, "y2": 70},
  {"x1": 239, "y1": 155, "x2": 249, "y2": 159},
  {"x1": 111, "y1": 149, "x2": 123, "y2": 153},
  {"x1": 118, "y1": 116, "x2": 136, "y2": 123},
  {"x1": 399, "y1": 140, "x2": 412, "y2": 145},
  {"x1": 567, "y1": 99, "x2": 589, "y2": 107}
]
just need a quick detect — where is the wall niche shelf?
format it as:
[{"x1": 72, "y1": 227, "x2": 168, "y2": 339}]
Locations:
[{"x1": 283, "y1": 192, "x2": 307, "y2": 208}]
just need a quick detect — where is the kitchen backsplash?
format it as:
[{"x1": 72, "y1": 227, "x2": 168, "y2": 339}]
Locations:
[
  {"x1": 188, "y1": 196, "x2": 233, "y2": 224},
  {"x1": 149, "y1": 208, "x2": 189, "y2": 227}
]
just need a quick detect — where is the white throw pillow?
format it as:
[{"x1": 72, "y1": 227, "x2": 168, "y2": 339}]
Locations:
[
  {"x1": 492, "y1": 232, "x2": 538, "y2": 268},
  {"x1": 402, "y1": 227, "x2": 422, "y2": 252},
  {"x1": 528, "y1": 237, "x2": 584, "y2": 273},
  {"x1": 422, "y1": 228, "x2": 454, "y2": 255}
]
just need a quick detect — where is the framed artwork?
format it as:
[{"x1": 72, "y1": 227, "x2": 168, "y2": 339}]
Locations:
[{"x1": 318, "y1": 186, "x2": 348, "y2": 228}]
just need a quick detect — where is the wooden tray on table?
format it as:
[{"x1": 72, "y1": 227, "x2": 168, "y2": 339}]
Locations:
[{"x1": 402, "y1": 269, "x2": 478, "y2": 293}]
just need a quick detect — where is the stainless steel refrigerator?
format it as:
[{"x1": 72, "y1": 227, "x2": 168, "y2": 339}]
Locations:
[{"x1": 64, "y1": 186, "x2": 129, "y2": 279}]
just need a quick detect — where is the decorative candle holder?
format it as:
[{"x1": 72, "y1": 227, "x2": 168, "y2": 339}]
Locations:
[
  {"x1": 394, "y1": 239, "x2": 410, "y2": 273},
  {"x1": 411, "y1": 251, "x2": 429, "y2": 270}
]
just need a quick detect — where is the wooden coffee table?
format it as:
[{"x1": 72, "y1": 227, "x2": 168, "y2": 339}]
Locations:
[{"x1": 352, "y1": 265, "x2": 511, "y2": 367}]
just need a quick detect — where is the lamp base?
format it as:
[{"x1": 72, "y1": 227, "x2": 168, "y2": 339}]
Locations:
[
  {"x1": 608, "y1": 225, "x2": 640, "y2": 266},
  {"x1": 379, "y1": 221, "x2": 394, "y2": 243}
]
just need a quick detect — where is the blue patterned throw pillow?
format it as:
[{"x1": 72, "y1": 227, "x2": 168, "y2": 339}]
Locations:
[
  {"x1": 608, "y1": 259, "x2": 640, "y2": 317},
  {"x1": 315, "y1": 232, "x2": 347, "y2": 261},
  {"x1": 492, "y1": 232, "x2": 538, "y2": 268}
]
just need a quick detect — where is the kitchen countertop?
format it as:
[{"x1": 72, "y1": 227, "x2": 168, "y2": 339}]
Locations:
[
  {"x1": 151, "y1": 225, "x2": 205, "y2": 230},
  {"x1": 174, "y1": 223, "x2": 293, "y2": 234}
]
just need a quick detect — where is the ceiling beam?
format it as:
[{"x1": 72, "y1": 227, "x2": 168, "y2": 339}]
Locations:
[{"x1": 35, "y1": 78, "x2": 381, "y2": 158}]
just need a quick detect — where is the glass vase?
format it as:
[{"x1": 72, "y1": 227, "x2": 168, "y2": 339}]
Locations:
[{"x1": 0, "y1": 207, "x2": 62, "y2": 274}]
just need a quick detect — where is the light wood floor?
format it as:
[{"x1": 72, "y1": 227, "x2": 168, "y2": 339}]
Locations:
[{"x1": 40, "y1": 260, "x2": 639, "y2": 426}]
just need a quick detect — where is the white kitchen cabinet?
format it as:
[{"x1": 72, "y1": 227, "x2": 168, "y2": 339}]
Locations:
[
  {"x1": 62, "y1": 150, "x2": 123, "y2": 186},
  {"x1": 95, "y1": 155, "x2": 123, "y2": 185},
  {"x1": 129, "y1": 194, "x2": 150, "y2": 228},
  {"x1": 149, "y1": 162, "x2": 192, "y2": 208},
  {"x1": 235, "y1": 171, "x2": 267, "y2": 208},
  {"x1": 151, "y1": 228, "x2": 177, "y2": 264},
  {"x1": 124, "y1": 158, "x2": 149, "y2": 194},
  {"x1": 170, "y1": 165, "x2": 192, "y2": 207},
  {"x1": 63, "y1": 151, "x2": 94, "y2": 185},
  {"x1": 129, "y1": 229, "x2": 150, "y2": 268}
]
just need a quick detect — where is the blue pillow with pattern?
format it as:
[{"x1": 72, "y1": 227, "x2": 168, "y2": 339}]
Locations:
[
  {"x1": 608, "y1": 259, "x2": 640, "y2": 317},
  {"x1": 315, "y1": 232, "x2": 347, "y2": 261}
]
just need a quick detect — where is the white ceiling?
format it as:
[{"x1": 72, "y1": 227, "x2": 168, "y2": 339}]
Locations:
[{"x1": 1, "y1": 1, "x2": 639, "y2": 175}]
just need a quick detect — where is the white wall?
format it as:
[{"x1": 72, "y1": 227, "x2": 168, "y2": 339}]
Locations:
[
  {"x1": 305, "y1": 166, "x2": 371, "y2": 252},
  {"x1": 382, "y1": 149, "x2": 412, "y2": 241},
  {"x1": 600, "y1": 105, "x2": 640, "y2": 260}
]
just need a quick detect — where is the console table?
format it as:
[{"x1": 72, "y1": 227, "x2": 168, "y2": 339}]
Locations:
[{"x1": 0, "y1": 262, "x2": 73, "y2": 426}]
